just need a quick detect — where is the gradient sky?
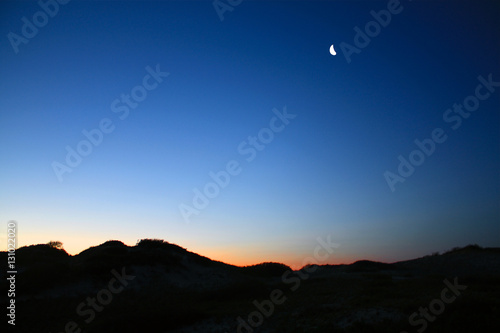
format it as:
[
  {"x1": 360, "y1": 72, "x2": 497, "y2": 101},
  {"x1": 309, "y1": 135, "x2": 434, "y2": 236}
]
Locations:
[{"x1": 1, "y1": 0, "x2": 499, "y2": 269}]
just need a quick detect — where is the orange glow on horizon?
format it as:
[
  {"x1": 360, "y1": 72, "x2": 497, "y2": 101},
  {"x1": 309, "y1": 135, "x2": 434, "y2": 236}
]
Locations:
[
  {"x1": 4, "y1": 237, "x2": 380, "y2": 270},
  {"x1": 190, "y1": 246, "x2": 358, "y2": 270}
]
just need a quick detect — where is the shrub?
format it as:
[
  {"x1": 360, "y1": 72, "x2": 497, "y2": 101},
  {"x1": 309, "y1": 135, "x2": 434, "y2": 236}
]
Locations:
[
  {"x1": 241, "y1": 262, "x2": 292, "y2": 277},
  {"x1": 136, "y1": 238, "x2": 166, "y2": 248},
  {"x1": 47, "y1": 240, "x2": 63, "y2": 249}
]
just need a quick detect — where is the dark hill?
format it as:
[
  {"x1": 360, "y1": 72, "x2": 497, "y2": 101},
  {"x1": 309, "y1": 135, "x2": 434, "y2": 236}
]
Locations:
[
  {"x1": 346, "y1": 260, "x2": 393, "y2": 272},
  {"x1": 241, "y1": 262, "x2": 292, "y2": 277},
  {"x1": 1, "y1": 242, "x2": 499, "y2": 333},
  {"x1": 393, "y1": 245, "x2": 500, "y2": 277}
]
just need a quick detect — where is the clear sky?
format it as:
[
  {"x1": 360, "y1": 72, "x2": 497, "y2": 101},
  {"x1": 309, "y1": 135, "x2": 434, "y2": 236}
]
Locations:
[{"x1": 1, "y1": 0, "x2": 499, "y2": 269}]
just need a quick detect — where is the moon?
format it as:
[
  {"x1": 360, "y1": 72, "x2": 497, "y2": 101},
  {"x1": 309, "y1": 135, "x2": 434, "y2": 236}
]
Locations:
[{"x1": 329, "y1": 44, "x2": 336, "y2": 56}]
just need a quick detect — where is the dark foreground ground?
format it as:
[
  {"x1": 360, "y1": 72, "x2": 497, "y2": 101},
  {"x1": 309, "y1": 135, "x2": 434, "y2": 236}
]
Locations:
[{"x1": 2, "y1": 240, "x2": 500, "y2": 332}]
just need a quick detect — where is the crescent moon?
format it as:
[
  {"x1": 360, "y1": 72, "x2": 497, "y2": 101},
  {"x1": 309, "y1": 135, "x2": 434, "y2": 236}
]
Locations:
[{"x1": 330, "y1": 44, "x2": 336, "y2": 56}]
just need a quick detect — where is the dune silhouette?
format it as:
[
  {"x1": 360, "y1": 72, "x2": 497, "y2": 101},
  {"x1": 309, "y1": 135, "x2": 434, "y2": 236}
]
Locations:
[{"x1": 1, "y1": 240, "x2": 500, "y2": 332}]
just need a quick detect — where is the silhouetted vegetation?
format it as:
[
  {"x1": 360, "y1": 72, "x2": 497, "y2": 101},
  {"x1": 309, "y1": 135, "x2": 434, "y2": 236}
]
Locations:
[
  {"x1": 444, "y1": 244, "x2": 484, "y2": 254},
  {"x1": 136, "y1": 238, "x2": 168, "y2": 247},
  {"x1": 241, "y1": 262, "x2": 292, "y2": 277},
  {"x1": 47, "y1": 240, "x2": 63, "y2": 249}
]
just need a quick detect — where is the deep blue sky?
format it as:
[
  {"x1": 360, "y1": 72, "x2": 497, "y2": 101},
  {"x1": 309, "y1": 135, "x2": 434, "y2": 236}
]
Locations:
[{"x1": 1, "y1": 0, "x2": 499, "y2": 268}]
